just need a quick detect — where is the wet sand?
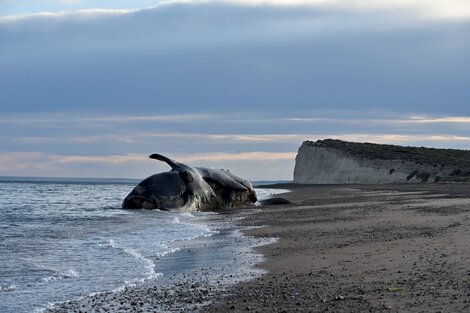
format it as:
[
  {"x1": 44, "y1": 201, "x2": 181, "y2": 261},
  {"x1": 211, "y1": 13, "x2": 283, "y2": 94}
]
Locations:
[
  {"x1": 45, "y1": 218, "x2": 272, "y2": 313},
  {"x1": 205, "y1": 183, "x2": 470, "y2": 312}
]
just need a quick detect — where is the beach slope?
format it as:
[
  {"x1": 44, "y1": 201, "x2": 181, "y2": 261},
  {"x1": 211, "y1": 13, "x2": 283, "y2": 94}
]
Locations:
[{"x1": 205, "y1": 183, "x2": 470, "y2": 312}]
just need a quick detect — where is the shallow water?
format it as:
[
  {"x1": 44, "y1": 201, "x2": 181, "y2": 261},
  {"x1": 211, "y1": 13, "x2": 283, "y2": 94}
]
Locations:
[{"x1": 0, "y1": 180, "x2": 281, "y2": 313}]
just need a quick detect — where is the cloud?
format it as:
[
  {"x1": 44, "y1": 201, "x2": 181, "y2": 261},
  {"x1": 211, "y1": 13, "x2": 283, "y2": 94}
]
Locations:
[
  {"x1": 178, "y1": 151, "x2": 296, "y2": 162},
  {"x1": 324, "y1": 134, "x2": 470, "y2": 145},
  {"x1": 0, "y1": 113, "x2": 217, "y2": 131},
  {"x1": 3, "y1": 131, "x2": 470, "y2": 178},
  {"x1": 0, "y1": 152, "x2": 50, "y2": 172},
  {"x1": 2, "y1": 126, "x2": 470, "y2": 179},
  {"x1": 50, "y1": 151, "x2": 297, "y2": 164},
  {"x1": 52, "y1": 153, "x2": 147, "y2": 164},
  {"x1": 407, "y1": 116, "x2": 470, "y2": 124},
  {"x1": 0, "y1": 150, "x2": 296, "y2": 179},
  {"x1": 2, "y1": 113, "x2": 470, "y2": 152},
  {"x1": 0, "y1": 7, "x2": 134, "y2": 23},
  {"x1": 284, "y1": 115, "x2": 470, "y2": 125},
  {"x1": 2, "y1": 113, "x2": 470, "y2": 128},
  {"x1": 4, "y1": 132, "x2": 470, "y2": 148},
  {"x1": 3, "y1": 0, "x2": 470, "y2": 22},
  {"x1": 83, "y1": 114, "x2": 215, "y2": 123},
  {"x1": 58, "y1": 0, "x2": 82, "y2": 3},
  {"x1": 1, "y1": 1, "x2": 470, "y2": 116}
]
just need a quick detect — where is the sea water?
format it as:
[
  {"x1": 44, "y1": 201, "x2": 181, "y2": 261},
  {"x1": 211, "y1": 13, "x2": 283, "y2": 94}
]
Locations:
[{"x1": 0, "y1": 179, "x2": 283, "y2": 313}]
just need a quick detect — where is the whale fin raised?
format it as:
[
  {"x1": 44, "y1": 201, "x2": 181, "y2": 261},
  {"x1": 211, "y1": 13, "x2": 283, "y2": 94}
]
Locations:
[{"x1": 149, "y1": 154, "x2": 179, "y2": 169}]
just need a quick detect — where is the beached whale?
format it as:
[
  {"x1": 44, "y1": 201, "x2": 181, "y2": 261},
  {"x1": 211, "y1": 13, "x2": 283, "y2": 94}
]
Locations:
[{"x1": 122, "y1": 154, "x2": 257, "y2": 211}]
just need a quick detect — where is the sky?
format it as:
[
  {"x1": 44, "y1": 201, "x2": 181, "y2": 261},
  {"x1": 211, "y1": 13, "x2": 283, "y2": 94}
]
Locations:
[{"x1": 1, "y1": 0, "x2": 470, "y2": 180}]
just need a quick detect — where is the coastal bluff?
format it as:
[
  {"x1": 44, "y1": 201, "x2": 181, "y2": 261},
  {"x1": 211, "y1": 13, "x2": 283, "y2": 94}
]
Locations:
[{"x1": 294, "y1": 139, "x2": 470, "y2": 184}]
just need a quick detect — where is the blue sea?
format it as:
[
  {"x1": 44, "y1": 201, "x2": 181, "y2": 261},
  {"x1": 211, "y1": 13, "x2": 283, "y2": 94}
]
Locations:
[{"x1": 0, "y1": 178, "x2": 282, "y2": 312}]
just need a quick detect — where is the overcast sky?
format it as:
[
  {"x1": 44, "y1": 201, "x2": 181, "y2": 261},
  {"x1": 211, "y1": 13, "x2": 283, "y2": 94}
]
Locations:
[{"x1": 1, "y1": 0, "x2": 470, "y2": 180}]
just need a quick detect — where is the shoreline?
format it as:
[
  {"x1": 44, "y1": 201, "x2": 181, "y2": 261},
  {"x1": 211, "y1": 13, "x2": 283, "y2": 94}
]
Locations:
[
  {"x1": 44, "y1": 182, "x2": 470, "y2": 312},
  {"x1": 44, "y1": 208, "x2": 274, "y2": 312},
  {"x1": 204, "y1": 182, "x2": 470, "y2": 312}
]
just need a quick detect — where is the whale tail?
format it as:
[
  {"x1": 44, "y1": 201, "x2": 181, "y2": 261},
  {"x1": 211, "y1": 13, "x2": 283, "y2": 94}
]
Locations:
[{"x1": 149, "y1": 154, "x2": 179, "y2": 169}]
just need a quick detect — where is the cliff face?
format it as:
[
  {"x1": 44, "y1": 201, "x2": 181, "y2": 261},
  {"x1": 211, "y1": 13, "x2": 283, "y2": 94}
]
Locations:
[{"x1": 293, "y1": 140, "x2": 470, "y2": 184}]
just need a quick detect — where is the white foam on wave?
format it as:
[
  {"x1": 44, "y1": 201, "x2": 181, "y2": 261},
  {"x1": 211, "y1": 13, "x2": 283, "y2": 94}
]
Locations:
[
  {"x1": 0, "y1": 284, "x2": 16, "y2": 292},
  {"x1": 104, "y1": 239, "x2": 161, "y2": 282},
  {"x1": 162, "y1": 212, "x2": 219, "y2": 242},
  {"x1": 30, "y1": 261, "x2": 80, "y2": 284},
  {"x1": 156, "y1": 245, "x2": 180, "y2": 258},
  {"x1": 179, "y1": 212, "x2": 196, "y2": 218},
  {"x1": 42, "y1": 276, "x2": 62, "y2": 283},
  {"x1": 166, "y1": 228, "x2": 217, "y2": 243},
  {"x1": 42, "y1": 268, "x2": 80, "y2": 283},
  {"x1": 65, "y1": 269, "x2": 80, "y2": 278}
]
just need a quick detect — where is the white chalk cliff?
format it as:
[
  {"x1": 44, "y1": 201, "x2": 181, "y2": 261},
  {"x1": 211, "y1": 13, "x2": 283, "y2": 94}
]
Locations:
[{"x1": 293, "y1": 140, "x2": 470, "y2": 184}]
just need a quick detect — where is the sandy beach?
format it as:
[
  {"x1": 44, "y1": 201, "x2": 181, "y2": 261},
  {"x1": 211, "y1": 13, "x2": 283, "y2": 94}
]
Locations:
[
  {"x1": 45, "y1": 183, "x2": 470, "y2": 312},
  {"x1": 205, "y1": 183, "x2": 470, "y2": 312}
]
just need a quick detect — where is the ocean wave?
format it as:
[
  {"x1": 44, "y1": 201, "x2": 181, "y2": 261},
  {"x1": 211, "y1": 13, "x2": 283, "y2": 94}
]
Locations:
[
  {"x1": 168, "y1": 215, "x2": 218, "y2": 241},
  {"x1": 0, "y1": 284, "x2": 16, "y2": 292},
  {"x1": 42, "y1": 276, "x2": 63, "y2": 283},
  {"x1": 103, "y1": 239, "x2": 160, "y2": 281},
  {"x1": 156, "y1": 246, "x2": 180, "y2": 258},
  {"x1": 165, "y1": 224, "x2": 218, "y2": 243},
  {"x1": 179, "y1": 212, "x2": 196, "y2": 218},
  {"x1": 42, "y1": 268, "x2": 80, "y2": 283}
]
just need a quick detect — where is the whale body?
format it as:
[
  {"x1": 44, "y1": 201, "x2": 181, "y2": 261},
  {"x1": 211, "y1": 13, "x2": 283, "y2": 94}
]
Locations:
[{"x1": 122, "y1": 154, "x2": 257, "y2": 211}]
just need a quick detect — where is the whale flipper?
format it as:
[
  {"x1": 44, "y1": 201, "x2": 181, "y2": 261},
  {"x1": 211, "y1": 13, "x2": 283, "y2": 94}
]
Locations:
[
  {"x1": 197, "y1": 168, "x2": 247, "y2": 191},
  {"x1": 149, "y1": 153, "x2": 179, "y2": 169}
]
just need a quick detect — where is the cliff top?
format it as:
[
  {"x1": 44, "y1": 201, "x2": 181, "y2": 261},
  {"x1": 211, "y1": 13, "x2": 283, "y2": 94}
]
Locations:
[{"x1": 304, "y1": 139, "x2": 470, "y2": 168}]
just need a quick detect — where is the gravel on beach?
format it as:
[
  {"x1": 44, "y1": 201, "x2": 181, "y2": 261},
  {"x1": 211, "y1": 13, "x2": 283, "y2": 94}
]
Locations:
[{"x1": 205, "y1": 183, "x2": 470, "y2": 313}]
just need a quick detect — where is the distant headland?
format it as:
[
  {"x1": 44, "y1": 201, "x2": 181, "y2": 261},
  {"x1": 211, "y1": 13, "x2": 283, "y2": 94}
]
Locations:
[{"x1": 294, "y1": 139, "x2": 470, "y2": 184}]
